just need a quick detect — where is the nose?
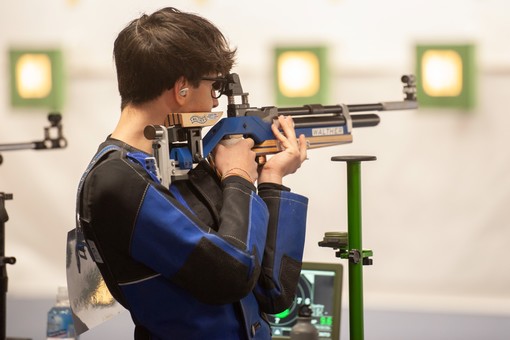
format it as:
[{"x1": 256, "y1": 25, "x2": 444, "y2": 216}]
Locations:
[{"x1": 212, "y1": 97, "x2": 219, "y2": 108}]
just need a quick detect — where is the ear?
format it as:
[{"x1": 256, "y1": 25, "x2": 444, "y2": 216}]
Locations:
[{"x1": 174, "y1": 76, "x2": 189, "y2": 106}]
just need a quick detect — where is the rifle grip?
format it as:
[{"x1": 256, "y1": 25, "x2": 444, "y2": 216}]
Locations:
[
  {"x1": 218, "y1": 135, "x2": 267, "y2": 166},
  {"x1": 256, "y1": 155, "x2": 267, "y2": 166}
]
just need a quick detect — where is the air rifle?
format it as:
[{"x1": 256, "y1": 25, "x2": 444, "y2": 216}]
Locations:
[{"x1": 144, "y1": 74, "x2": 417, "y2": 187}]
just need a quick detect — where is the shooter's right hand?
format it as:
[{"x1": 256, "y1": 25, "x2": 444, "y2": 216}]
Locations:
[{"x1": 212, "y1": 137, "x2": 258, "y2": 184}]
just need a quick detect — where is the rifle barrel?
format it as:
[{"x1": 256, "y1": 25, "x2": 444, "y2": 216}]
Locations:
[{"x1": 276, "y1": 103, "x2": 387, "y2": 116}]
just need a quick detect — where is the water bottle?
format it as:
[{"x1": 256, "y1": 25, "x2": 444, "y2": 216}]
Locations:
[
  {"x1": 290, "y1": 304, "x2": 319, "y2": 340},
  {"x1": 46, "y1": 286, "x2": 79, "y2": 340}
]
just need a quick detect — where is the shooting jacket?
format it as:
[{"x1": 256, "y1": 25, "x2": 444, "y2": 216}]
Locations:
[{"x1": 77, "y1": 138, "x2": 308, "y2": 340}]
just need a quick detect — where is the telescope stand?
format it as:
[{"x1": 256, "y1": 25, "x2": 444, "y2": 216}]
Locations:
[
  {"x1": 0, "y1": 113, "x2": 63, "y2": 340},
  {"x1": 319, "y1": 155, "x2": 376, "y2": 340},
  {"x1": 0, "y1": 192, "x2": 17, "y2": 340}
]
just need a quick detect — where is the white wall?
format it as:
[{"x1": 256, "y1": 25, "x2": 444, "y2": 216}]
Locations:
[{"x1": 1, "y1": 0, "x2": 509, "y2": 322}]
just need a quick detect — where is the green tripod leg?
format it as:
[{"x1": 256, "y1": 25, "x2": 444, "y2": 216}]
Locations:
[{"x1": 319, "y1": 155, "x2": 376, "y2": 340}]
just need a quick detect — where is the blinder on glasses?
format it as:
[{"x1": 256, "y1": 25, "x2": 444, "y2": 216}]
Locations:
[{"x1": 201, "y1": 76, "x2": 228, "y2": 99}]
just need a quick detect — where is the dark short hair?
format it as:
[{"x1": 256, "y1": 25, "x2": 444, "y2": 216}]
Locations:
[{"x1": 113, "y1": 7, "x2": 236, "y2": 109}]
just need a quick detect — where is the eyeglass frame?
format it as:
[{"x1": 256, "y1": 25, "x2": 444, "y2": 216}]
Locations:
[{"x1": 201, "y1": 76, "x2": 228, "y2": 99}]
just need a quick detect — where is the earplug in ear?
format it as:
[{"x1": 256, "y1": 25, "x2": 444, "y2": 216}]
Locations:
[{"x1": 179, "y1": 88, "x2": 189, "y2": 97}]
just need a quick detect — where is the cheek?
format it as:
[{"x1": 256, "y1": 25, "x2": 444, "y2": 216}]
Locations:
[
  {"x1": 196, "y1": 97, "x2": 213, "y2": 111},
  {"x1": 196, "y1": 91, "x2": 214, "y2": 111},
  {"x1": 183, "y1": 90, "x2": 212, "y2": 112}
]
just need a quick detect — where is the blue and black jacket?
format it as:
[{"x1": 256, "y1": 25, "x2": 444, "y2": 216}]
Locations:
[{"x1": 78, "y1": 138, "x2": 308, "y2": 339}]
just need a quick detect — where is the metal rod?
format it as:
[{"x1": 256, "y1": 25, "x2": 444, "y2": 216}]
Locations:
[
  {"x1": 346, "y1": 161, "x2": 364, "y2": 340},
  {"x1": 0, "y1": 143, "x2": 37, "y2": 152},
  {"x1": 332, "y1": 155, "x2": 376, "y2": 340},
  {"x1": 0, "y1": 192, "x2": 12, "y2": 340}
]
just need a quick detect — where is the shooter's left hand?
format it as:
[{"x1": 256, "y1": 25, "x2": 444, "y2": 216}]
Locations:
[{"x1": 257, "y1": 115, "x2": 307, "y2": 185}]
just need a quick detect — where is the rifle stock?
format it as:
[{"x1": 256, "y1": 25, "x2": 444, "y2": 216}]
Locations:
[{"x1": 144, "y1": 74, "x2": 417, "y2": 187}]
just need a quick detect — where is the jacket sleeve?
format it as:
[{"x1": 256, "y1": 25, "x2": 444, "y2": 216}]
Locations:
[
  {"x1": 126, "y1": 158, "x2": 270, "y2": 305},
  {"x1": 82, "y1": 148, "x2": 271, "y2": 305},
  {"x1": 253, "y1": 183, "x2": 309, "y2": 314}
]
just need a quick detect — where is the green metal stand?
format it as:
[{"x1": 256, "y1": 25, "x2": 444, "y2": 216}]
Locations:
[{"x1": 319, "y1": 155, "x2": 376, "y2": 340}]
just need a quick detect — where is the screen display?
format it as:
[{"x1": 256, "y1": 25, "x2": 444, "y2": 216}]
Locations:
[{"x1": 267, "y1": 263, "x2": 342, "y2": 339}]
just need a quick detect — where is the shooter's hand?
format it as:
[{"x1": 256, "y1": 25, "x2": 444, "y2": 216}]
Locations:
[
  {"x1": 258, "y1": 115, "x2": 307, "y2": 185},
  {"x1": 212, "y1": 137, "x2": 258, "y2": 184}
]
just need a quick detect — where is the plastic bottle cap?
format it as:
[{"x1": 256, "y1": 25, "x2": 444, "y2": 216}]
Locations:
[{"x1": 57, "y1": 286, "x2": 69, "y2": 303}]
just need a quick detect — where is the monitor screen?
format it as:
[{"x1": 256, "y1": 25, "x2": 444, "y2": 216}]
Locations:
[{"x1": 268, "y1": 262, "x2": 343, "y2": 340}]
